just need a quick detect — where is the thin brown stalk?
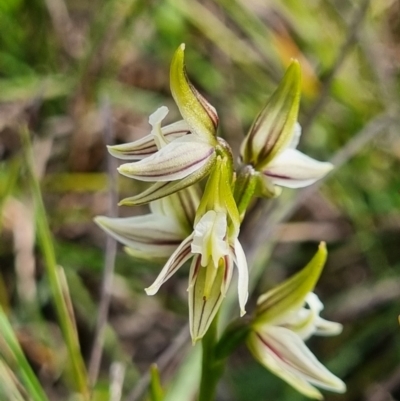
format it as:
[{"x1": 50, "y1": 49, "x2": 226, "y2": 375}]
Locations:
[{"x1": 88, "y1": 98, "x2": 119, "y2": 386}]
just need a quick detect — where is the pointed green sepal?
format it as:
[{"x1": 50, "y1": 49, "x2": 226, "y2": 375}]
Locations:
[
  {"x1": 254, "y1": 242, "x2": 327, "y2": 327},
  {"x1": 194, "y1": 152, "x2": 240, "y2": 239},
  {"x1": 240, "y1": 60, "x2": 301, "y2": 170},
  {"x1": 149, "y1": 364, "x2": 164, "y2": 401},
  {"x1": 170, "y1": 44, "x2": 218, "y2": 143}
]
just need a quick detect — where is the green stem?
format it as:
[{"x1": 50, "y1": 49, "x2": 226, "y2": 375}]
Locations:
[
  {"x1": 21, "y1": 129, "x2": 90, "y2": 399},
  {"x1": 198, "y1": 314, "x2": 225, "y2": 401},
  {"x1": 234, "y1": 164, "x2": 257, "y2": 220}
]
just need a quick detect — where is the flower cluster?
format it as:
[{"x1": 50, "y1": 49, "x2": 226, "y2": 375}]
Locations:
[{"x1": 96, "y1": 44, "x2": 343, "y2": 398}]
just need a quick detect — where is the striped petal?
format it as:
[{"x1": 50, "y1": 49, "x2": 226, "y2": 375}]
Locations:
[
  {"x1": 189, "y1": 254, "x2": 233, "y2": 342},
  {"x1": 264, "y1": 148, "x2": 333, "y2": 189},
  {"x1": 145, "y1": 233, "x2": 194, "y2": 296},
  {"x1": 118, "y1": 134, "x2": 215, "y2": 182},
  {"x1": 248, "y1": 326, "x2": 346, "y2": 399},
  {"x1": 119, "y1": 156, "x2": 214, "y2": 207},
  {"x1": 95, "y1": 214, "x2": 185, "y2": 259},
  {"x1": 107, "y1": 120, "x2": 191, "y2": 160}
]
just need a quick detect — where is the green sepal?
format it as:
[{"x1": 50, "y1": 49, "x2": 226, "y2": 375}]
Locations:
[
  {"x1": 214, "y1": 318, "x2": 251, "y2": 361},
  {"x1": 240, "y1": 60, "x2": 301, "y2": 170},
  {"x1": 253, "y1": 242, "x2": 327, "y2": 327},
  {"x1": 149, "y1": 364, "x2": 164, "y2": 401},
  {"x1": 194, "y1": 152, "x2": 240, "y2": 239},
  {"x1": 170, "y1": 44, "x2": 218, "y2": 143}
]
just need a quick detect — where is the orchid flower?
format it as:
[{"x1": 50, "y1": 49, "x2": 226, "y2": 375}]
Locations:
[
  {"x1": 146, "y1": 155, "x2": 248, "y2": 342},
  {"x1": 94, "y1": 186, "x2": 199, "y2": 261},
  {"x1": 97, "y1": 44, "x2": 249, "y2": 342},
  {"x1": 247, "y1": 243, "x2": 346, "y2": 399},
  {"x1": 107, "y1": 44, "x2": 219, "y2": 206},
  {"x1": 240, "y1": 61, "x2": 333, "y2": 196}
]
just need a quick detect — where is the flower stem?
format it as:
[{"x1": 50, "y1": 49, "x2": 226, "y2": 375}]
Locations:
[
  {"x1": 234, "y1": 164, "x2": 257, "y2": 220},
  {"x1": 198, "y1": 314, "x2": 225, "y2": 401}
]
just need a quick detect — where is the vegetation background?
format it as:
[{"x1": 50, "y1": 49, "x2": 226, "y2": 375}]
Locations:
[{"x1": 1, "y1": 0, "x2": 400, "y2": 400}]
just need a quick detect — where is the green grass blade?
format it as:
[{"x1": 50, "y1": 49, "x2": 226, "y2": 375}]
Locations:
[
  {"x1": 0, "y1": 307, "x2": 49, "y2": 401},
  {"x1": 0, "y1": 358, "x2": 26, "y2": 401},
  {"x1": 21, "y1": 129, "x2": 90, "y2": 400}
]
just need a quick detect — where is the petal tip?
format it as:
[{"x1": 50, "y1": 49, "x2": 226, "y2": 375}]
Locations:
[
  {"x1": 93, "y1": 215, "x2": 105, "y2": 225},
  {"x1": 94, "y1": 215, "x2": 113, "y2": 229},
  {"x1": 118, "y1": 199, "x2": 130, "y2": 207},
  {"x1": 149, "y1": 106, "x2": 169, "y2": 126},
  {"x1": 145, "y1": 286, "x2": 157, "y2": 296},
  {"x1": 322, "y1": 162, "x2": 334, "y2": 174},
  {"x1": 288, "y1": 59, "x2": 302, "y2": 80}
]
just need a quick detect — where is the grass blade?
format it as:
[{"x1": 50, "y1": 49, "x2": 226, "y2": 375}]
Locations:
[
  {"x1": 0, "y1": 307, "x2": 49, "y2": 401},
  {"x1": 21, "y1": 128, "x2": 90, "y2": 399}
]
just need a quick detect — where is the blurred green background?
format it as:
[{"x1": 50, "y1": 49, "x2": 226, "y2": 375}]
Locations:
[{"x1": 1, "y1": 0, "x2": 400, "y2": 400}]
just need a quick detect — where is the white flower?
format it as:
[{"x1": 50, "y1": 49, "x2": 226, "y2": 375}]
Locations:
[
  {"x1": 240, "y1": 60, "x2": 333, "y2": 194},
  {"x1": 247, "y1": 243, "x2": 346, "y2": 399},
  {"x1": 146, "y1": 157, "x2": 248, "y2": 342},
  {"x1": 107, "y1": 45, "x2": 220, "y2": 206},
  {"x1": 191, "y1": 210, "x2": 229, "y2": 268},
  {"x1": 145, "y1": 209, "x2": 248, "y2": 342},
  {"x1": 114, "y1": 106, "x2": 217, "y2": 207}
]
